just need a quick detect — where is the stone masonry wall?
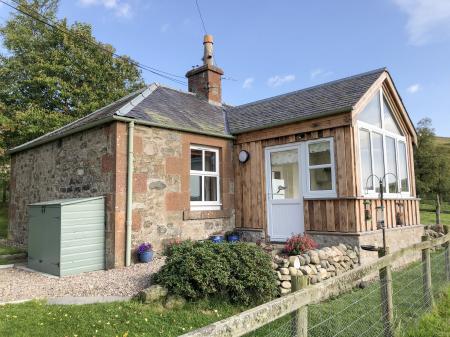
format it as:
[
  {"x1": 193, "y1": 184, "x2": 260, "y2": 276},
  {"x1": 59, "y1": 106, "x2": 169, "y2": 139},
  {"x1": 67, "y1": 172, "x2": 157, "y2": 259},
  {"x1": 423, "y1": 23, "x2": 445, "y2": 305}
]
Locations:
[
  {"x1": 8, "y1": 122, "x2": 126, "y2": 268},
  {"x1": 131, "y1": 125, "x2": 235, "y2": 253},
  {"x1": 273, "y1": 244, "x2": 360, "y2": 295}
]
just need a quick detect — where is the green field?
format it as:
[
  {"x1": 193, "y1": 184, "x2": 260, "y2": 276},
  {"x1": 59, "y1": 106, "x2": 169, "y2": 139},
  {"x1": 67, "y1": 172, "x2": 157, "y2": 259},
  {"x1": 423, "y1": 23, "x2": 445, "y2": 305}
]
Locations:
[
  {"x1": 420, "y1": 199, "x2": 450, "y2": 225},
  {"x1": 401, "y1": 285, "x2": 450, "y2": 337}
]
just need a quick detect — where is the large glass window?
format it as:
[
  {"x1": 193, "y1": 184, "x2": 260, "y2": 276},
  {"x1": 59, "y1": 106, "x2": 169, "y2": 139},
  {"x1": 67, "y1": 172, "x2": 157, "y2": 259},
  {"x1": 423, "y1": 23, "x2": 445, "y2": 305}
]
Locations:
[
  {"x1": 359, "y1": 129, "x2": 373, "y2": 191},
  {"x1": 306, "y1": 139, "x2": 335, "y2": 193},
  {"x1": 358, "y1": 93, "x2": 382, "y2": 128},
  {"x1": 398, "y1": 142, "x2": 409, "y2": 192},
  {"x1": 372, "y1": 133, "x2": 385, "y2": 193},
  {"x1": 357, "y1": 89, "x2": 410, "y2": 195},
  {"x1": 190, "y1": 146, "x2": 220, "y2": 209},
  {"x1": 385, "y1": 136, "x2": 398, "y2": 193}
]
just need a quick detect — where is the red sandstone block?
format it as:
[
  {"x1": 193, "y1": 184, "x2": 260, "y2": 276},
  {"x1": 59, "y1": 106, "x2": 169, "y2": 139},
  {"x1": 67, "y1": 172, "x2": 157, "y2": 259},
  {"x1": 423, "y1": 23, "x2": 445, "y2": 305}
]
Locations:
[
  {"x1": 166, "y1": 156, "x2": 183, "y2": 175},
  {"x1": 165, "y1": 192, "x2": 186, "y2": 211},
  {"x1": 134, "y1": 136, "x2": 143, "y2": 155},
  {"x1": 132, "y1": 210, "x2": 142, "y2": 231},
  {"x1": 102, "y1": 154, "x2": 114, "y2": 172},
  {"x1": 133, "y1": 173, "x2": 147, "y2": 193}
]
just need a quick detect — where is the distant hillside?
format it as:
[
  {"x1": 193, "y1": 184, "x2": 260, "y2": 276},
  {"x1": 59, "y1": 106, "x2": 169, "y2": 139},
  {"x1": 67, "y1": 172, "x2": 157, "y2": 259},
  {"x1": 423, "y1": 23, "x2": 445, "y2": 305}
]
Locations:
[{"x1": 435, "y1": 136, "x2": 450, "y2": 157}]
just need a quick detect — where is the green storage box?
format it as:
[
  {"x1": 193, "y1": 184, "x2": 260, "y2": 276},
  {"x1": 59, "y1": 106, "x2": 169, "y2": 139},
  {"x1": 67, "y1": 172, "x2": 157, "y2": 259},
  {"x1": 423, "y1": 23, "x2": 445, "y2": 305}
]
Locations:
[{"x1": 28, "y1": 196, "x2": 105, "y2": 276}]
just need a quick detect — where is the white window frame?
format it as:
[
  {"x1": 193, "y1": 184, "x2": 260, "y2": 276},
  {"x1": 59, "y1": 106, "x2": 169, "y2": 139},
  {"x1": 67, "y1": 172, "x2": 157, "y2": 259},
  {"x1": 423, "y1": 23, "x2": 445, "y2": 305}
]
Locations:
[
  {"x1": 190, "y1": 145, "x2": 221, "y2": 211},
  {"x1": 302, "y1": 137, "x2": 337, "y2": 198},
  {"x1": 357, "y1": 89, "x2": 411, "y2": 198}
]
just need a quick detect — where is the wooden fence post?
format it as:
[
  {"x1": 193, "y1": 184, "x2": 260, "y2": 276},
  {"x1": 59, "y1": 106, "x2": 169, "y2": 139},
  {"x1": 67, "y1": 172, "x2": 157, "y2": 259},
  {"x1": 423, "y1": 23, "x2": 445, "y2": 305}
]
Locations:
[
  {"x1": 378, "y1": 247, "x2": 394, "y2": 337},
  {"x1": 291, "y1": 275, "x2": 308, "y2": 337},
  {"x1": 444, "y1": 225, "x2": 450, "y2": 282},
  {"x1": 421, "y1": 235, "x2": 434, "y2": 308}
]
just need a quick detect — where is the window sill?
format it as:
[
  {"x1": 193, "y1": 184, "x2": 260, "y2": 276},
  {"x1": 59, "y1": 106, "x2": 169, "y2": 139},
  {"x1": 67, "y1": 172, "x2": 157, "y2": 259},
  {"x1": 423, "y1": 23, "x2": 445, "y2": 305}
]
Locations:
[
  {"x1": 183, "y1": 209, "x2": 231, "y2": 220},
  {"x1": 303, "y1": 191, "x2": 337, "y2": 199}
]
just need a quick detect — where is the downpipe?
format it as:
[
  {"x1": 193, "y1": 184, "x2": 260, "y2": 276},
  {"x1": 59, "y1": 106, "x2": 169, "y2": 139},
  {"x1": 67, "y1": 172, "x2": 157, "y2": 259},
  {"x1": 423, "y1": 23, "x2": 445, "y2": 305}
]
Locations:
[{"x1": 126, "y1": 121, "x2": 134, "y2": 267}]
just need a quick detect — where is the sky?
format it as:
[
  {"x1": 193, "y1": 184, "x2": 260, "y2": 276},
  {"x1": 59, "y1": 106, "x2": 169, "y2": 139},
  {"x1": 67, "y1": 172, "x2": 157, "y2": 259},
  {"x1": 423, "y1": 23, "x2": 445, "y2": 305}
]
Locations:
[{"x1": 1, "y1": 0, "x2": 450, "y2": 136}]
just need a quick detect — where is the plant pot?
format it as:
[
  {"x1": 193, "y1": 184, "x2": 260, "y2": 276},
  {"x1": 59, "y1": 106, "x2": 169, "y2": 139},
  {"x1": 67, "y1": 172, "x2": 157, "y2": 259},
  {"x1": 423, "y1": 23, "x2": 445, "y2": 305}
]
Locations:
[
  {"x1": 210, "y1": 235, "x2": 224, "y2": 243},
  {"x1": 139, "y1": 251, "x2": 153, "y2": 263},
  {"x1": 227, "y1": 234, "x2": 239, "y2": 243}
]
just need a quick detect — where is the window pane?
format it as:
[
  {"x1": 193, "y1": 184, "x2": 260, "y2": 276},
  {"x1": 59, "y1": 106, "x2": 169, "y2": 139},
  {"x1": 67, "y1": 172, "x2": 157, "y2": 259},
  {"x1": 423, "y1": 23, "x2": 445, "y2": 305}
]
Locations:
[
  {"x1": 204, "y1": 151, "x2": 217, "y2": 172},
  {"x1": 204, "y1": 176, "x2": 218, "y2": 201},
  {"x1": 383, "y1": 98, "x2": 402, "y2": 135},
  {"x1": 358, "y1": 92, "x2": 382, "y2": 127},
  {"x1": 191, "y1": 149, "x2": 202, "y2": 171},
  {"x1": 310, "y1": 167, "x2": 332, "y2": 191},
  {"x1": 308, "y1": 141, "x2": 331, "y2": 166},
  {"x1": 190, "y1": 175, "x2": 202, "y2": 201},
  {"x1": 398, "y1": 142, "x2": 409, "y2": 192},
  {"x1": 385, "y1": 136, "x2": 398, "y2": 193},
  {"x1": 372, "y1": 133, "x2": 385, "y2": 193},
  {"x1": 270, "y1": 149, "x2": 299, "y2": 200},
  {"x1": 359, "y1": 129, "x2": 373, "y2": 190}
]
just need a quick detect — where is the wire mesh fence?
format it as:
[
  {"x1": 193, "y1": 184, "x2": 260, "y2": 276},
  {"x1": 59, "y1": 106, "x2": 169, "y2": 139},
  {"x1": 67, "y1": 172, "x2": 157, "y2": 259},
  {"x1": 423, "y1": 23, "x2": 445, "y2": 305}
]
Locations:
[{"x1": 242, "y1": 246, "x2": 449, "y2": 337}]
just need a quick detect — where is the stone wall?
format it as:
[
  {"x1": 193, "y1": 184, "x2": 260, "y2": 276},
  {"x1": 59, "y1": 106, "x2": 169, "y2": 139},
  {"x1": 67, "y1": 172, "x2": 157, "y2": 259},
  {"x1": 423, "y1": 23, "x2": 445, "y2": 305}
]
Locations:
[
  {"x1": 8, "y1": 122, "x2": 126, "y2": 268},
  {"x1": 308, "y1": 225, "x2": 424, "y2": 266},
  {"x1": 272, "y1": 244, "x2": 360, "y2": 295},
  {"x1": 130, "y1": 125, "x2": 235, "y2": 253}
]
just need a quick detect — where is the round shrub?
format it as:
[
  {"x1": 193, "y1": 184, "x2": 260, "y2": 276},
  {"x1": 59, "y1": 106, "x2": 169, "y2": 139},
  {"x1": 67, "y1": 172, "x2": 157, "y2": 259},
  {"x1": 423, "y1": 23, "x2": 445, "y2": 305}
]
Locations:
[
  {"x1": 153, "y1": 241, "x2": 278, "y2": 305},
  {"x1": 284, "y1": 234, "x2": 318, "y2": 255}
]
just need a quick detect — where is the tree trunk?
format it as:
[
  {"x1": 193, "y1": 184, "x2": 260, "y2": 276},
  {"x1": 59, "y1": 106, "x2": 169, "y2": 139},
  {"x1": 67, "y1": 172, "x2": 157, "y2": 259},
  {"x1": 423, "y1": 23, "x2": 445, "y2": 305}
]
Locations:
[
  {"x1": 2, "y1": 182, "x2": 6, "y2": 203},
  {"x1": 436, "y1": 193, "x2": 441, "y2": 225}
]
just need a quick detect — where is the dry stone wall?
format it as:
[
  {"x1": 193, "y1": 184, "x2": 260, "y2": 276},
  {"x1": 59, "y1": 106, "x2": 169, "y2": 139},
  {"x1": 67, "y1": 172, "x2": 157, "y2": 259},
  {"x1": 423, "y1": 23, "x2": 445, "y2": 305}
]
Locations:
[{"x1": 273, "y1": 244, "x2": 360, "y2": 295}]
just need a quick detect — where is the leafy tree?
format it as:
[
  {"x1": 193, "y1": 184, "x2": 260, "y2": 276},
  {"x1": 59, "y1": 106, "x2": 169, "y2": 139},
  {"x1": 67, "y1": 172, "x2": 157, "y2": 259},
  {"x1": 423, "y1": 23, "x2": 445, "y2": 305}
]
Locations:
[
  {"x1": 0, "y1": 0, "x2": 145, "y2": 199},
  {"x1": 414, "y1": 118, "x2": 450, "y2": 224}
]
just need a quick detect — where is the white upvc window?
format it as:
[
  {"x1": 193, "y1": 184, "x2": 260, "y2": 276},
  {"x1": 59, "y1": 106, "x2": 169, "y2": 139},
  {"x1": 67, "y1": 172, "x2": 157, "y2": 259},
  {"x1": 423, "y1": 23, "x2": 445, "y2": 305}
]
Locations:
[
  {"x1": 303, "y1": 138, "x2": 337, "y2": 198},
  {"x1": 357, "y1": 89, "x2": 410, "y2": 197},
  {"x1": 190, "y1": 145, "x2": 221, "y2": 211}
]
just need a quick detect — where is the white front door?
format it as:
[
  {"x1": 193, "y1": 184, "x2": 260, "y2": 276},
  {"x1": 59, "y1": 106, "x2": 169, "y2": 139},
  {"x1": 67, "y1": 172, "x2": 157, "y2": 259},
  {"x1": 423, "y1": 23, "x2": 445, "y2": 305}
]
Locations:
[{"x1": 265, "y1": 144, "x2": 304, "y2": 242}]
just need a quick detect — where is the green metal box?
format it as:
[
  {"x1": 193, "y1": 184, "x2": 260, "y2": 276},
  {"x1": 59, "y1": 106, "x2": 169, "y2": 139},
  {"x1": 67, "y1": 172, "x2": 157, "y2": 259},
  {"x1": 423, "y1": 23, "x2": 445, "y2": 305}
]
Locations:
[{"x1": 28, "y1": 196, "x2": 105, "y2": 276}]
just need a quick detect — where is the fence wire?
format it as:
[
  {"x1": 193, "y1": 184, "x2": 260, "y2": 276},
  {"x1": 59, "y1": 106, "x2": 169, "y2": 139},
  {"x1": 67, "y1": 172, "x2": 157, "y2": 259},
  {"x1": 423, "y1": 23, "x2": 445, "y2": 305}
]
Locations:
[{"x1": 243, "y1": 246, "x2": 449, "y2": 337}]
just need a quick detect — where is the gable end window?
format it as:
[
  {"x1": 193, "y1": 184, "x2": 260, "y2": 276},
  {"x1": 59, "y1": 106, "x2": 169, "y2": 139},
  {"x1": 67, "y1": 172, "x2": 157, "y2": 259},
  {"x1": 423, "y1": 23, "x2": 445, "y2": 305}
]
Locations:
[
  {"x1": 304, "y1": 138, "x2": 336, "y2": 197},
  {"x1": 190, "y1": 146, "x2": 221, "y2": 210},
  {"x1": 357, "y1": 89, "x2": 410, "y2": 196}
]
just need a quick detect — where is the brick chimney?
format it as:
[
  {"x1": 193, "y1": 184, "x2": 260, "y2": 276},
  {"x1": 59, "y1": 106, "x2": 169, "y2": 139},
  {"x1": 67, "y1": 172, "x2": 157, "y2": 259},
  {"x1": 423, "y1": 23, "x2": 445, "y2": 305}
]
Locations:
[{"x1": 186, "y1": 34, "x2": 224, "y2": 105}]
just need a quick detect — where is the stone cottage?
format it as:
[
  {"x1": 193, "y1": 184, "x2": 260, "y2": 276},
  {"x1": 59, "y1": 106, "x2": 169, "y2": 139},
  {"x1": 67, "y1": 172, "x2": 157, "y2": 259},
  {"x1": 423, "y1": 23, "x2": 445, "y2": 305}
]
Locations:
[{"x1": 8, "y1": 35, "x2": 421, "y2": 268}]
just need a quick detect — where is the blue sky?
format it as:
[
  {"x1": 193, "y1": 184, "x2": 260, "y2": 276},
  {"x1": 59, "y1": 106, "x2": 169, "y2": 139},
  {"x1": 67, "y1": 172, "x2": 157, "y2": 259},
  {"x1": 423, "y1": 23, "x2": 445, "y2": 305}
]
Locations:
[{"x1": 1, "y1": 0, "x2": 450, "y2": 136}]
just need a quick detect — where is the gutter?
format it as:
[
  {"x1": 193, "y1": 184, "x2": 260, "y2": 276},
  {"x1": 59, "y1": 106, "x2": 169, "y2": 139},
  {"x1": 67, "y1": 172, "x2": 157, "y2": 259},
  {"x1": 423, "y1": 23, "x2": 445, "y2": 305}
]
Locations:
[
  {"x1": 125, "y1": 121, "x2": 134, "y2": 267},
  {"x1": 112, "y1": 116, "x2": 235, "y2": 140}
]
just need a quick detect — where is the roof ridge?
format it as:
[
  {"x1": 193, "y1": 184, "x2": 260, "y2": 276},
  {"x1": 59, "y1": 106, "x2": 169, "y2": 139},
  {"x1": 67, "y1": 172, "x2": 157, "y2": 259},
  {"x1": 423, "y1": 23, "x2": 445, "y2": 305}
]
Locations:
[{"x1": 231, "y1": 67, "x2": 387, "y2": 110}]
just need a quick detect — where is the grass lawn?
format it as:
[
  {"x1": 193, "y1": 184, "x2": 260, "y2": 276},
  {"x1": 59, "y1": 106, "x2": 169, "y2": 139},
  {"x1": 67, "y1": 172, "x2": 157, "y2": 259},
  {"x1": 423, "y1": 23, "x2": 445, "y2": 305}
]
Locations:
[
  {"x1": 401, "y1": 285, "x2": 450, "y2": 337},
  {"x1": 420, "y1": 199, "x2": 450, "y2": 225},
  {"x1": 0, "y1": 203, "x2": 8, "y2": 238},
  {"x1": 1, "y1": 251, "x2": 448, "y2": 337}
]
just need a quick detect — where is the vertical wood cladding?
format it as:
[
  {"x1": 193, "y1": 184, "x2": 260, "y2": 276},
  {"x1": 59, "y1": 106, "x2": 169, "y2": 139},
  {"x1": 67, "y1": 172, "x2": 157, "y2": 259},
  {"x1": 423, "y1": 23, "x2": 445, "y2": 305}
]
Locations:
[{"x1": 234, "y1": 113, "x2": 420, "y2": 234}]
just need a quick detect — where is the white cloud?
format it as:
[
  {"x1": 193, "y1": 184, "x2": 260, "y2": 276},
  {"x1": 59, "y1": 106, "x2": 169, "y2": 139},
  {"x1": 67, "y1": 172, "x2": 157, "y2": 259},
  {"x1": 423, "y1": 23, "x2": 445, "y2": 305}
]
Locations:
[
  {"x1": 160, "y1": 23, "x2": 170, "y2": 33},
  {"x1": 407, "y1": 83, "x2": 421, "y2": 93},
  {"x1": 78, "y1": 0, "x2": 132, "y2": 18},
  {"x1": 393, "y1": 0, "x2": 450, "y2": 45},
  {"x1": 267, "y1": 74, "x2": 295, "y2": 88},
  {"x1": 310, "y1": 68, "x2": 333, "y2": 81},
  {"x1": 242, "y1": 77, "x2": 254, "y2": 89}
]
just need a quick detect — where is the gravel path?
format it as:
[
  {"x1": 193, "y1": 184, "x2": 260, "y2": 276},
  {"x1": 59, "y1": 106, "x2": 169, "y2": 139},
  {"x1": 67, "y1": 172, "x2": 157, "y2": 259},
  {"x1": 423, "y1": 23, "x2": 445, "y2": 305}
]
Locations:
[{"x1": 0, "y1": 257, "x2": 165, "y2": 303}]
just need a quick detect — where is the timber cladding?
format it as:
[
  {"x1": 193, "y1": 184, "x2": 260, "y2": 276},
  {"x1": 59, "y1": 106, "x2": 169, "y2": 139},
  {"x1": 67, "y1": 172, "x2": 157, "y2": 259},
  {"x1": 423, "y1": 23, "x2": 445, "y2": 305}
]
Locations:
[{"x1": 233, "y1": 112, "x2": 420, "y2": 236}]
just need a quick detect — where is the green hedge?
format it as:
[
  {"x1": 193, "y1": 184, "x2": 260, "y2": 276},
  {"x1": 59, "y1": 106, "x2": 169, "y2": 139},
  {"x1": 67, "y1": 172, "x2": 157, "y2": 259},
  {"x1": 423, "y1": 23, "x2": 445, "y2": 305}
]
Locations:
[{"x1": 154, "y1": 241, "x2": 278, "y2": 305}]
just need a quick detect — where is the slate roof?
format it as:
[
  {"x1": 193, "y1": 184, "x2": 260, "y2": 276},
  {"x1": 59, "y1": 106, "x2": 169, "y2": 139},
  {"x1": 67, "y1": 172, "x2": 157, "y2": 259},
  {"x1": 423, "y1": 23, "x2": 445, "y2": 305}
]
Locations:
[
  {"x1": 125, "y1": 85, "x2": 228, "y2": 136},
  {"x1": 227, "y1": 68, "x2": 386, "y2": 134},
  {"x1": 9, "y1": 84, "x2": 230, "y2": 153},
  {"x1": 9, "y1": 68, "x2": 388, "y2": 153}
]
